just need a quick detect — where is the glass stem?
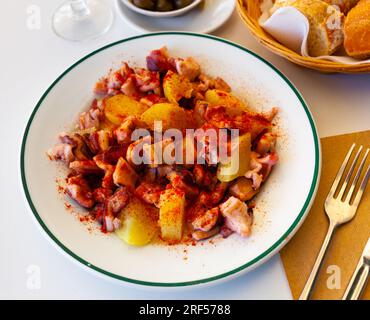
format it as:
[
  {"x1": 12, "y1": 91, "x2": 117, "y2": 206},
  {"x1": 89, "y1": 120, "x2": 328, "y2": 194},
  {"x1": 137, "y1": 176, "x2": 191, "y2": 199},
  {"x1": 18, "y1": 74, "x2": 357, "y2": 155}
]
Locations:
[{"x1": 70, "y1": 0, "x2": 90, "y2": 18}]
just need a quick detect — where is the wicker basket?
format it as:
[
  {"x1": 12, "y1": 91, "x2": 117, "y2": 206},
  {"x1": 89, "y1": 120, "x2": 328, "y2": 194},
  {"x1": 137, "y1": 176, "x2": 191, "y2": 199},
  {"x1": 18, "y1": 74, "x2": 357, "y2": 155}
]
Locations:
[{"x1": 236, "y1": 0, "x2": 370, "y2": 73}]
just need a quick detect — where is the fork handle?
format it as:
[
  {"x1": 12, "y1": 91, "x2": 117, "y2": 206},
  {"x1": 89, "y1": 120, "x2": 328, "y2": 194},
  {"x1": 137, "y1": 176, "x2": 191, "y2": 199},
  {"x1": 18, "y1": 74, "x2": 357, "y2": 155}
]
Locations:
[
  {"x1": 342, "y1": 260, "x2": 369, "y2": 300},
  {"x1": 299, "y1": 222, "x2": 337, "y2": 300}
]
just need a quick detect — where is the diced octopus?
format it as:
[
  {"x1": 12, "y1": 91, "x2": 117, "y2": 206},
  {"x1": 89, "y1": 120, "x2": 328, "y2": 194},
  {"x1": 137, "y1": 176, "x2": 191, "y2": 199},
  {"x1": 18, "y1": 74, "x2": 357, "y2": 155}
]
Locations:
[
  {"x1": 120, "y1": 75, "x2": 138, "y2": 97},
  {"x1": 94, "y1": 62, "x2": 136, "y2": 98},
  {"x1": 156, "y1": 165, "x2": 175, "y2": 179},
  {"x1": 166, "y1": 170, "x2": 199, "y2": 198},
  {"x1": 140, "y1": 94, "x2": 164, "y2": 107},
  {"x1": 88, "y1": 129, "x2": 112, "y2": 154},
  {"x1": 93, "y1": 187, "x2": 113, "y2": 203},
  {"x1": 142, "y1": 167, "x2": 157, "y2": 183},
  {"x1": 93, "y1": 78, "x2": 108, "y2": 96},
  {"x1": 47, "y1": 143, "x2": 74, "y2": 163},
  {"x1": 69, "y1": 160, "x2": 102, "y2": 175},
  {"x1": 98, "y1": 145, "x2": 128, "y2": 165},
  {"x1": 101, "y1": 187, "x2": 130, "y2": 232},
  {"x1": 126, "y1": 135, "x2": 152, "y2": 167},
  {"x1": 193, "y1": 101, "x2": 208, "y2": 126},
  {"x1": 146, "y1": 47, "x2": 175, "y2": 73},
  {"x1": 59, "y1": 132, "x2": 89, "y2": 161},
  {"x1": 192, "y1": 226, "x2": 220, "y2": 241},
  {"x1": 220, "y1": 196, "x2": 253, "y2": 238},
  {"x1": 142, "y1": 138, "x2": 174, "y2": 168},
  {"x1": 107, "y1": 62, "x2": 134, "y2": 90},
  {"x1": 220, "y1": 225, "x2": 234, "y2": 238},
  {"x1": 135, "y1": 182, "x2": 163, "y2": 207},
  {"x1": 113, "y1": 157, "x2": 139, "y2": 191},
  {"x1": 79, "y1": 108, "x2": 101, "y2": 130},
  {"x1": 192, "y1": 164, "x2": 216, "y2": 187},
  {"x1": 244, "y1": 151, "x2": 279, "y2": 190},
  {"x1": 49, "y1": 47, "x2": 281, "y2": 242},
  {"x1": 257, "y1": 151, "x2": 279, "y2": 180},
  {"x1": 199, "y1": 181, "x2": 229, "y2": 207},
  {"x1": 115, "y1": 116, "x2": 143, "y2": 145},
  {"x1": 107, "y1": 70, "x2": 125, "y2": 90},
  {"x1": 192, "y1": 207, "x2": 220, "y2": 232},
  {"x1": 119, "y1": 62, "x2": 135, "y2": 79},
  {"x1": 195, "y1": 123, "x2": 224, "y2": 165},
  {"x1": 174, "y1": 57, "x2": 201, "y2": 81},
  {"x1": 65, "y1": 175, "x2": 95, "y2": 209},
  {"x1": 107, "y1": 187, "x2": 130, "y2": 215},
  {"x1": 255, "y1": 132, "x2": 277, "y2": 155},
  {"x1": 134, "y1": 68, "x2": 161, "y2": 95},
  {"x1": 94, "y1": 155, "x2": 115, "y2": 190},
  {"x1": 244, "y1": 152, "x2": 264, "y2": 190}
]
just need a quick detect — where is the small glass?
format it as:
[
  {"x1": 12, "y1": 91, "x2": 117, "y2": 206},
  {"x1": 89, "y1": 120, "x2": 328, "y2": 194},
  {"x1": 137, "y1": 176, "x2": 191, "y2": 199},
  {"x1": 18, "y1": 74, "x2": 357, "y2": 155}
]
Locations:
[{"x1": 52, "y1": 0, "x2": 113, "y2": 41}]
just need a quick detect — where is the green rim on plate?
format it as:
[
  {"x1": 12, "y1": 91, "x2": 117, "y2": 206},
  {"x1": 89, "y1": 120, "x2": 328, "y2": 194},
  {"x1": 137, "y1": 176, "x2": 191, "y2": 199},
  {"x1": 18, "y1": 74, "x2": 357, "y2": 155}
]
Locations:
[{"x1": 20, "y1": 32, "x2": 320, "y2": 287}]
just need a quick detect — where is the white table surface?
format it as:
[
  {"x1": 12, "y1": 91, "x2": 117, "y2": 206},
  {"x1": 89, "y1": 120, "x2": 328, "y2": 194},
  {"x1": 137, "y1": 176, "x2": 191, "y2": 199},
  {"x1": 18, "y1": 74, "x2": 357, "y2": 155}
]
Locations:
[{"x1": 1, "y1": 0, "x2": 369, "y2": 300}]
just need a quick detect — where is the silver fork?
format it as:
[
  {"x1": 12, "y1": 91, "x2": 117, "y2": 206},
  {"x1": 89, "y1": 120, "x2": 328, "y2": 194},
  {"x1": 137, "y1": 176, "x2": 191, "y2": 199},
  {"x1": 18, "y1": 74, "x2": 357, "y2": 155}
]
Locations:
[
  {"x1": 299, "y1": 143, "x2": 370, "y2": 300},
  {"x1": 342, "y1": 237, "x2": 370, "y2": 300}
]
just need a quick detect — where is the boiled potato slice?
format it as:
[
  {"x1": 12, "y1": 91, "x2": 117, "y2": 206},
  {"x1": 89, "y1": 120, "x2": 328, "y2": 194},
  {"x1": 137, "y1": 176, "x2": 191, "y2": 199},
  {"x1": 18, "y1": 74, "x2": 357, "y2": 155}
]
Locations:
[
  {"x1": 104, "y1": 94, "x2": 148, "y2": 125},
  {"x1": 99, "y1": 118, "x2": 116, "y2": 130},
  {"x1": 163, "y1": 71, "x2": 193, "y2": 104},
  {"x1": 159, "y1": 188, "x2": 186, "y2": 242},
  {"x1": 217, "y1": 133, "x2": 251, "y2": 182},
  {"x1": 115, "y1": 197, "x2": 159, "y2": 246},
  {"x1": 229, "y1": 177, "x2": 259, "y2": 202},
  {"x1": 141, "y1": 103, "x2": 194, "y2": 131},
  {"x1": 205, "y1": 89, "x2": 249, "y2": 115}
]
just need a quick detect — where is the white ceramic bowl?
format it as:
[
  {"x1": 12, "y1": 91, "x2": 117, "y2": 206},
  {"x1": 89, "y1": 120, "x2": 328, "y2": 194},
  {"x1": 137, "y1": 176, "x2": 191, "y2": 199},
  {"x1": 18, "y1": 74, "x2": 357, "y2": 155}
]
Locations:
[
  {"x1": 121, "y1": 0, "x2": 203, "y2": 17},
  {"x1": 116, "y1": 0, "x2": 235, "y2": 34},
  {"x1": 21, "y1": 32, "x2": 321, "y2": 288}
]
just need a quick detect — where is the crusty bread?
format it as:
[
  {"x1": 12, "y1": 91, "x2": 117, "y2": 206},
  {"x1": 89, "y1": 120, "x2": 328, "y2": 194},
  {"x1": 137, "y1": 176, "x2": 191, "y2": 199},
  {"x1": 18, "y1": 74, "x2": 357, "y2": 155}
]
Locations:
[
  {"x1": 344, "y1": 0, "x2": 370, "y2": 59},
  {"x1": 322, "y1": 0, "x2": 359, "y2": 13},
  {"x1": 271, "y1": 0, "x2": 344, "y2": 56}
]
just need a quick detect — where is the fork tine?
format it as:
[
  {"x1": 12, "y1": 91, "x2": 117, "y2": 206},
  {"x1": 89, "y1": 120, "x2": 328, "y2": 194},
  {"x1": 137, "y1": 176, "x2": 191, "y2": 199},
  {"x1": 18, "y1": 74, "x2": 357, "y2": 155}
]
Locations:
[
  {"x1": 327, "y1": 143, "x2": 355, "y2": 199},
  {"x1": 352, "y1": 164, "x2": 370, "y2": 208},
  {"x1": 338, "y1": 145, "x2": 363, "y2": 201},
  {"x1": 347, "y1": 148, "x2": 369, "y2": 203}
]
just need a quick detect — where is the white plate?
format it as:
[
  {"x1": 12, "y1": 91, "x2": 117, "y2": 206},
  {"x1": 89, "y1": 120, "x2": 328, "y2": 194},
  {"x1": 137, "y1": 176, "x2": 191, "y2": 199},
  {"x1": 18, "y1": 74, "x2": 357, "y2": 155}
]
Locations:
[
  {"x1": 21, "y1": 32, "x2": 320, "y2": 288},
  {"x1": 115, "y1": 0, "x2": 235, "y2": 34}
]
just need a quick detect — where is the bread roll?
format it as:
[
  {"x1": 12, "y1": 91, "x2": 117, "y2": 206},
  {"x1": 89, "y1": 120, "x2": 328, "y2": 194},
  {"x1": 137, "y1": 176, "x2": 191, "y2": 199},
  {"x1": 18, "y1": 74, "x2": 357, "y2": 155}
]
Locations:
[
  {"x1": 344, "y1": 0, "x2": 370, "y2": 59},
  {"x1": 271, "y1": 0, "x2": 344, "y2": 56},
  {"x1": 322, "y1": 0, "x2": 359, "y2": 13}
]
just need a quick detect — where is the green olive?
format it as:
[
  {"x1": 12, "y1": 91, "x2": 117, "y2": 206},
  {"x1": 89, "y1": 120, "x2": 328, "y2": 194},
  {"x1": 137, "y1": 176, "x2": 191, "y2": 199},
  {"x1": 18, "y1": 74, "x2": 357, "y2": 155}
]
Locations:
[
  {"x1": 174, "y1": 0, "x2": 194, "y2": 9},
  {"x1": 132, "y1": 0, "x2": 155, "y2": 10},
  {"x1": 156, "y1": 0, "x2": 174, "y2": 11}
]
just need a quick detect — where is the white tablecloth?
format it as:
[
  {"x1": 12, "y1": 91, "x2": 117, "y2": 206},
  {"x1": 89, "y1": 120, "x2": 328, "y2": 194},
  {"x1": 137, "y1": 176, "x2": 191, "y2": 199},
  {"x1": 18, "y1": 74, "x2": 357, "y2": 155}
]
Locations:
[{"x1": 1, "y1": 0, "x2": 369, "y2": 299}]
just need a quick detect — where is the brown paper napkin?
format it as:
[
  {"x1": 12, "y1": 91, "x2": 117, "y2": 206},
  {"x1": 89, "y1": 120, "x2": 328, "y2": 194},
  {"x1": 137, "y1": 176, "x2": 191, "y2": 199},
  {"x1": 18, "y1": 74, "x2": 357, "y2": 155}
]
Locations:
[{"x1": 280, "y1": 130, "x2": 370, "y2": 300}]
